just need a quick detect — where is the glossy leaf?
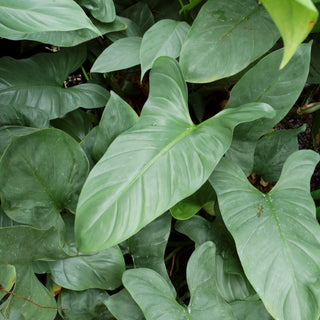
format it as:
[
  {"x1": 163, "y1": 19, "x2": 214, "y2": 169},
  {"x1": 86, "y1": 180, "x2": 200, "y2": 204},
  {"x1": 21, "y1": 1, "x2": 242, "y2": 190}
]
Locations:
[
  {"x1": 140, "y1": 19, "x2": 190, "y2": 79},
  {"x1": 0, "y1": 129, "x2": 89, "y2": 228},
  {"x1": 123, "y1": 242, "x2": 236, "y2": 319},
  {"x1": 77, "y1": 0, "x2": 115, "y2": 23},
  {"x1": 80, "y1": 127, "x2": 98, "y2": 168},
  {"x1": 231, "y1": 300, "x2": 273, "y2": 320},
  {"x1": 260, "y1": 0, "x2": 318, "y2": 68},
  {"x1": 1, "y1": 265, "x2": 56, "y2": 320},
  {"x1": 49, "y1": 246, "x2": 125, "y2": 291},
  {"x1": 75, "y1": 56, "x2": 275, "y2": 252},
  {"x1": 91, "y1": 37, "x2": 142, "y2": 73},
  {"x1": 92, "y1": 91, "x2": 138, "y2": 162},
  {"x1": 58, "y1": 289, "x2": 113, "y2": 320},
  {"x1": 210, "y1": 150, "x2": 320, "y2": 320},
  {"x1": 253, "y1": 126, "x2": 306, "y2": 182},
  {"x1": 0, "y1": 265, "x2": 16, "y2": 300},
  {"x1": 226, "y1": 44, "x2": 311, "y2": 175},
  {"x1": 0, "y1": 47, "x2": 109, "y2": 119},
  {"x1": 179, "y1": 0, "x2": 279, "y2": 83},
  {"x1": 105, "y1": 289, "x2": 144, "y2": 320},
  {"x1": 170, "y1": 181, "x2": 216, "y2": 220},
  {"x1": 0, "y1": 0, "x2": 99, "y2": 37},
  {"x1": 7, "y1": 17, "x2": 126, "y2": 47},
  {"x1": 128, "y1": 212, "x2": 172, "y2": 285}
]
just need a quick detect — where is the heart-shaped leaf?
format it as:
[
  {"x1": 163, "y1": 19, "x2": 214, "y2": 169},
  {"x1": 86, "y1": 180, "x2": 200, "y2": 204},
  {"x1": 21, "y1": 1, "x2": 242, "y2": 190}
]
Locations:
[
  {"x1": 179, "y1": 0, "x2": 279, "y2": 83},
  {"x1": 0, "y1": 46, "x2": 109, "y2": 119},
  {"x1": 210, "y1": 150, "x2": 320, "y2": 320},
  {"x1": 75, "y1": 56, "x2": 275, "y2": 252}
]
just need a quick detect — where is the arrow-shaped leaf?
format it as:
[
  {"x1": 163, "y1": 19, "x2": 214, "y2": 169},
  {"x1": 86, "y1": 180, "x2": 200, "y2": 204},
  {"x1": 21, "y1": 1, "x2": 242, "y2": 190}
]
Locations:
[
  {"x1": 75, "y1": 56, "x2": 275, "y2": 252},
  {"x1": 210, "y1": 150, "x2": 320, "y2": 320}
]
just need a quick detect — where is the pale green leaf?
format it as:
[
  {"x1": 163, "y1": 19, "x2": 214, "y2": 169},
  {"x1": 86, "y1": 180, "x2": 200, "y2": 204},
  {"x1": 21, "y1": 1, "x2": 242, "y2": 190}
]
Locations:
[
  {"x1": 260, "y1": 0, "x2": 318, "y2": 68},
  {"x1": 0, "y1": 0, "x2": 100, "y2": 37},
  {"x1": 210, "y1": 150, "x2": 320, "y2": 320},
  {"x1": 91, "y1": 37, "x2": 142, "y2": 73},
  {"x1": 75, "y1": 56, "x2": 275, "y2": 252},
  {"x1": 0, "y1": 265, "x2": 16, "y2": 300},
  {"x1": 140, "y1": 19, "x2": 190, "y2": 79},
  {"x1": 77, "y1": 0, "x2": 115, "y2": 23},
  {"x1": 179, "y1": 0, "x2": 279, "y2": 83}
]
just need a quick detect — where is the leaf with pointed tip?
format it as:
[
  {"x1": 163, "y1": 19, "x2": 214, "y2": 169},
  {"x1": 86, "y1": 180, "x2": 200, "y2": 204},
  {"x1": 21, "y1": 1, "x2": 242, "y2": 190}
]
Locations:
[
  {"x1": 91, "y1": 37, "x2": 142, "y2": 73},
  {"x1": 0, "y1": 0, "x2": 100, "y2": 37},
  {"x1": 75, "y1": 56, "x2": 275, "y2": 252},
  {"x1": 0, "y1": 47, "x2": 109, "y2": 120},
  {"x1": 210, "y1": 150, "x2": 320, "y2": 320},
  {"x1": 0, "y1": 128, "x2": 89, "y2": 229},
  {"x1": 77, "y1": 0, "x2": 115, "y2": 23},
  {"x1": 140, "y1": 19, "x2": 190, "y2": 79},
  {"x1": 260, "y1": 0, "x2": 318, "y2": 68},
  {"x1": 225, "y1": 44, "x2": 311, "y2": 175},
  {"x1": 179, "y1": 0, "x2": 279, "y2": 83}
]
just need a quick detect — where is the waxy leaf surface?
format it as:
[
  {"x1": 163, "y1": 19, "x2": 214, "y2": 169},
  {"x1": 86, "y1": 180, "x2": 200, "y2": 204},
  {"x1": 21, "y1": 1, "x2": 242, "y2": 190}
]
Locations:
[
  {"x1": 75, "y1": 56, "x2": 275, "y2": 252},
  {"x1": 179, "y1": 0, "x2": 279, "y2": 83},
  {"x1": 77, "y1": 0, "x2": 115, "y2": 23},
  {"x1": 210, "y1": 150, "x2": 320, "y2": 320}
]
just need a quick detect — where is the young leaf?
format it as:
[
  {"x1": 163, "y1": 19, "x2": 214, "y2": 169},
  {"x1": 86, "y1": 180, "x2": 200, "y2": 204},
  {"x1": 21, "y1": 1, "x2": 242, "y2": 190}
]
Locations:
[
  {"x1": 210, "y1": 150, "x2": 320, "y2": 320},
  {"x1": 49, "y1": 246, "x2": 125, "y2": 291},
  {"x1": 140, "y1": 19, "x2": 190, "y2": 79},
  {"x1": 0, "y1": 47, "x2": 109, "y2": 119},
  {"x1": 75, "y1": 56, "x2": 275, "y2": 252},
  {"x1": 0, "y1": 0, "x2": 100, "y2": 37},
  {"x1": 226, "y1": 43, "x2": 311, "y2": 175},
  {"x1": 260, "y1": 0, "x2": 318, "y2": 68},
  {"x1": 253, "y1": 125, "x2": 306, "y2": 182},
  {"x1": 91, "y1": 37, "x2": 142, "y2": 73},
  {"x1": 0, "y1": 129, "x2": 89, "y2": 228},
  {"x1": 58, "y1": 289, "x2": 113, "y2": 320},
  {"x1": 77, "y1": 0, "x2": 115, "y2": 23},
  {"x1": 179, "y1": 0, "x2": 279, "y2": 83}
]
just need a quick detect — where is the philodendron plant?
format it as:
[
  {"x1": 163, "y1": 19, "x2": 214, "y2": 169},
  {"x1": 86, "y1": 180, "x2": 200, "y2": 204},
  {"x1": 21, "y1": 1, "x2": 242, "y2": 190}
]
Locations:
[{"x1": 1, "y1": 0, "x2": 320, "y2": 320}]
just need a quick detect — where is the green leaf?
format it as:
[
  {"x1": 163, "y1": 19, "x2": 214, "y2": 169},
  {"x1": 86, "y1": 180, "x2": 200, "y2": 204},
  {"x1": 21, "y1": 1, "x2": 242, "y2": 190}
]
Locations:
[
  {"x1": 0, "y1": 128, "x2": 89, "y2": 228},
  {"x1": 260, "y1": 0, "x2": 318, "y2": 68},
  {"x1": 6, "y1": 17, "x2": 126, "y2": 47},
  {"x1": 80, "y1": 127, "x2": 98, "y2": 168},
  {"x1": 225, "y1": 43, "x2": 311, "y2": 175},
  {"x1": 1, "y1": 265, "x2": 56, "y2": 320},
  {"x1": 0, "y1": 265, "x2": 16, "y2": 300},
  {"x1": 179, "y1": 0, "x2": 205, "y2": 13},
  {"x1": 75, "y1": 56, "x2": 275, "y2": 252},
  {"x1": 231, "y1": 300, "x2": 273, "y2": 320},
  {"x1": 92, "y1": 91, "x2": 138, "y2": 162},
  {"x1": 128, "y1": 212, "x2": 172, "y2": 286},
  {"x1": 170, "y1": 181, "x2": 216, "y2": 220},
  {"x1": 105, "y1": 289, "x2": 144, "y2": 320},
  {"x1": 179, "y1": 0, "x2": 279, "y2": 83},
  {"x1": 49, "y1": 246, "x2": 125, "y2": 291},
  {"x1": 0, "y1": 0, "x2": 100, "y2": 37},
  {"x1": 253, "y1": 126, "x2": 306, "y2": 182},
  {"x1": 58, "y1": 289, "x2": 113, "y2": 320},
  {"x1": 77, "y1": 0, "x2": 115, "y2": 23},
  {"x1": 308, "y1": 35, "x2": 320, "y2": 84},
  {"x1": 210, "y1": 150, "x2": 320, "y2": 320},
  {"x1": 140, "y1": 19, "x2": 190, "y2": 79},
  {"x1": 91, "y1": 37, "x2": 142, "y2": 73},
  {"x1": 0, "y1": 47, "x2": 109, "y2": 120},
  {"x1": 106, "y1": 17, "x2": 142, "y2": 42}
]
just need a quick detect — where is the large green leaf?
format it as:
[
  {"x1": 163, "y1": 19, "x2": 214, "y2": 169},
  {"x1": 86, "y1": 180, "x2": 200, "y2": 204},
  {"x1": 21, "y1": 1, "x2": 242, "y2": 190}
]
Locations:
[
  {"x1": 123, "y1": 242, "x2": 236, "y2": 319},
  {"x1": 91, "y1": 37, "x2": 142, "y2": 73},
  {"x1": 49, "y1": 246, "x2": 125, "y2": 291},
  {"x1": 0, "y1": 129, "x2": 89, "y2": 228},
  {"x1": 92, "y1": 91, "x2": 138, "y2": 162},
  {"x1": 77, "y1": 0, "x2": 115, "y2": 23},
  {"x1": 58, "y1": 289, "x2": 113, "y2": 320},
  {"x1": 225, "y1": 44, "x2": 311, "y2": 175},
  {"x1": 6, "y1": 17, "x2": 126, "y2": 47},
  {"x1": 0, "y1": 46, "x2": 109, "y2": 119},
  {"x1": 260, "y1": 0, "x2": 318, "y2": 68},
  {"x1": 210, "y1": 150, "x2": 320, "y2": 320},
  {"x1": 75, "y1": 56, "x2": 275, "y2": 252},
  {"x1": 0, "y1": 265, "x2": 16, "y2": 300},
  {"x1": 0, "y1": 0, "x2": 99, "y2": 37},
  {"x1": 140, "y1": 19, "x2": 190, "y2": 79},
  {"x1": 179, "y1": 0, "x2": 279, "y2": 83},
  {"x1": 1, "y1": 265, "x2": 56, "y2": 320},
  {"x1": 253, "y1": 126, "x2": 306, "y2": 182}
]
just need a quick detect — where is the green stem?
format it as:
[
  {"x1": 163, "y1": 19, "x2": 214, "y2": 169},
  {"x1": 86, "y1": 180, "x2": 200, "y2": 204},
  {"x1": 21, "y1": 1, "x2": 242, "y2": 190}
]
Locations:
[{"x1": 81, "y1": 65, "x2": 90, "y2": 81}]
